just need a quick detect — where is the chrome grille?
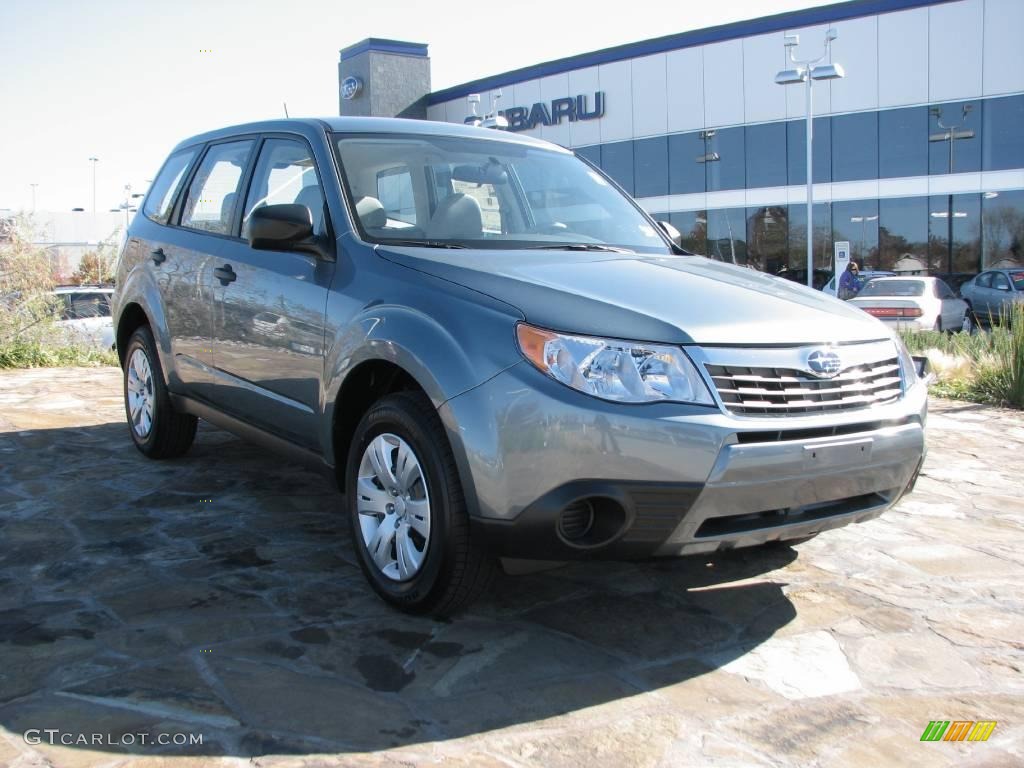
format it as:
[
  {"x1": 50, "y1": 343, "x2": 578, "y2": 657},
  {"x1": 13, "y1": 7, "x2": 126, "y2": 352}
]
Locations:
[{"x1": 701, "y1": 344, "x2": 903, "y2": 416}]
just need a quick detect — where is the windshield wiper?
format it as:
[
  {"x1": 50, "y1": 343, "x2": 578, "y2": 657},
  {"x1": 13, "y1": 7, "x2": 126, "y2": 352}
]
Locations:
[
  {"x1": 379, "y1": 239, "x2": 467, "y2": 249},
  {"x1": 527, "y1": 243, "x2": 634, "y2": 253}
]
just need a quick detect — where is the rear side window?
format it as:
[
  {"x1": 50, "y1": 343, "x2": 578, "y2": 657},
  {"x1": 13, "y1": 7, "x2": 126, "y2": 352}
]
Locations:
[
  {"x1": 976, "y1": 272, "x2": 993, "y2": 288},
  {"x1": 61, "y1": 293, "x2": 111, "y2": 319},
  {"x1": 144, "y1": 149, "x2": 197, "y2": 225},
  {"x1": 180, "y1": 140, "x2": 254, "y2": 235}
]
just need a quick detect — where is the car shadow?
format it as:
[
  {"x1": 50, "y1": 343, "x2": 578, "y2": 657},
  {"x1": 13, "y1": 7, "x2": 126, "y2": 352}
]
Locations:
[{"x1": 0, "y1": 420, "x2": 798, "y2": 757}]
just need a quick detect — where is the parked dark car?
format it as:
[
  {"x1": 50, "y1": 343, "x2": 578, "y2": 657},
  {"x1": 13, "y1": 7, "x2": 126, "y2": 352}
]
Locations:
[{"x1": 112, "y1": 118, "x2": 927, "y2": 614}]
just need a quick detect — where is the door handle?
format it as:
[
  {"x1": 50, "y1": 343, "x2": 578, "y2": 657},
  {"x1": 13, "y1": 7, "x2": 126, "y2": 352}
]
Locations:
[
  {"x1": 151, "y1": 248, "x2": 167, "y2": 265},
  {"x1": 214, "y1": 264, "x2": 237, "y2": 285}
]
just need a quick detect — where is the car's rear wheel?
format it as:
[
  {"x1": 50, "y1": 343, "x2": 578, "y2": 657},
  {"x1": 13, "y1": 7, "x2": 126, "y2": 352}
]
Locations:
[
  {"x1": 122, "y1": 326, "x2": 197, "y2": 459},
  {"x1": 346, "y1": 391, "x2": 496, "y2": 616},
  {"x1": 961, "y1": 310, "x2": 974, "y2": 334}
]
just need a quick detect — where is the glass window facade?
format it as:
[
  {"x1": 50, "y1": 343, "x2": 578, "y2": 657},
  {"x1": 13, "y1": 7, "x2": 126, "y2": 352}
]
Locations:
[
  {"x1": 787, "y1": 117, "x2": 831, "y2": 185},
  {"x1": 981, "y1": 189, "x2": 1024, "y2": 268},
  {"x1": 832, "y1": 200, "x2": 879, "y2": 267},
  {"x1": 929, "y1": 193, "x2": 981, "y2": 275},
  {"x1": 705, "y1": 208, "x2": 747, "y2": 263},
  {"x1": 667, "y1": 132, "x2": 707, "y2": 195},
  {"x1": 569, "y1": 94, "x2": 1021, "y2": 276},
  {"x1": 983, "y1": 94, "x2": 1024, "y2": 171},
  {"x1": 745, "y1": 122, "x2": 787, "y2": 189},
  {"x1": 831, "y1": 112, "x2": 878, "y2": 182},
  {"x1": 929, "y1": 101, "x2": 981, "y2": 174},
  {"x1": 703, "y1": 127, "x2": 745, "y2": 192},
  {"x1": 600, "y1": 140, "x2": 634, "y2": 195},
  {"x1": 879, "y1": 107, "x2": 927, "y2": 179},
  {"x1": 878, "y1": 196, "x2": 928, "y2": 272},
  {"x1": 633, "y1": 136, "x2": 668, "y2": 198}
]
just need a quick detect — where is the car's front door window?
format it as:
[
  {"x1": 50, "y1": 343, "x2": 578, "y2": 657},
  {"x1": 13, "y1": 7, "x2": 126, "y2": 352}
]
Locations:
[{"x1": 242, "y1": 138, "x2": 327, "y2": 239}]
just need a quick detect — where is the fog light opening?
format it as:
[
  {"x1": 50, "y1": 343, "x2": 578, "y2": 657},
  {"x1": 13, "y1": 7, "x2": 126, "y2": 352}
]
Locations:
[{"x1": 557, "y1": 496, "x2": 627, "y2": 547}]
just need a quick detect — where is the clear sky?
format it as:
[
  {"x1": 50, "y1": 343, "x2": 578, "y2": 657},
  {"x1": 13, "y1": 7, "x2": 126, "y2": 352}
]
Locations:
[{"x1": 0, "y1": 0, "x2": 828, "y2": 214}]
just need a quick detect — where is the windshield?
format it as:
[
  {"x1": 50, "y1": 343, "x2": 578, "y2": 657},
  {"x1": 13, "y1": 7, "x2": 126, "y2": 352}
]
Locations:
[
  {"x1": 333, "y1": 133, "x2": 672, "y2": 253},
  {"x1": 858, "y1": 279, "x2": 926, "y2": 297}
]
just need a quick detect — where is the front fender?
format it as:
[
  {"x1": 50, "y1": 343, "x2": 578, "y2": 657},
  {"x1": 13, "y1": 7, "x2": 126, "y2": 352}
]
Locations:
[{"x1": 321, "y1": 297, "x2": 523, "y2": 462}]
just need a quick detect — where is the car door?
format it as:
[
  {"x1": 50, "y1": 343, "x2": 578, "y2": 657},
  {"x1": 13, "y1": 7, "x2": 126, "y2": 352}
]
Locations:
[
  {"x1": 166, "y1": 138, "x2": 257, "y2": 399},
  {"x1": 205, "y1": 135, "x2": 335, "y2": 449},
  {"x1": 934, "y1": 279, "x2": 962, "y2": 329},
  {"x1": 990, "y1": 271, "x2": 1013, "y2": 320},
  {"x1": 970, "y1": 272, "x2": 993, "y2": 320},
  {"x1": 134, "y1": 145, "x2": 214, "y2": 391}
]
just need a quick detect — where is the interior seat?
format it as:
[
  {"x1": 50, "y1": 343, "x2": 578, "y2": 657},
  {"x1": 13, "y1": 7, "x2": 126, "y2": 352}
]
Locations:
[{"x1": 425, "y1": 193, "x2": 483, "y2": 239}]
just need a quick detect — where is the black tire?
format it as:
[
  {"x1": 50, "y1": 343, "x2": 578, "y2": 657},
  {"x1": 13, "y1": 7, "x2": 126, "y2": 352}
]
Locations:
[
  {"x1": 345, "y1": 391, "x2": 496, "y2": 616},
  {"x1": 933, "y1": 317, "x2": 943, "y2": 333},
  {"x1": 122, "y1": 326, "x2": 197, "y2": 459}
]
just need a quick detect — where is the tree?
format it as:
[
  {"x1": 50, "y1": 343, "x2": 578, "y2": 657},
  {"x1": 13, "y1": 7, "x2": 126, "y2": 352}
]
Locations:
[{"x1": 70, "y1": 250, "x2": 116, "y2": 285}]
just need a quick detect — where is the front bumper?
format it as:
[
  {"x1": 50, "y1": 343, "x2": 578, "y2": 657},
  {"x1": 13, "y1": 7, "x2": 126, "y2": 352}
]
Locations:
[{"x1": 440, "y1": 361, "x2": 927, "y2": 560}]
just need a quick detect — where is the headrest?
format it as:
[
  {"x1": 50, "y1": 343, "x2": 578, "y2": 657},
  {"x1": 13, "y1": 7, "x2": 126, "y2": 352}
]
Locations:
[{"x1": 354, "y1": 196, "x2": 387, "y2": 229}]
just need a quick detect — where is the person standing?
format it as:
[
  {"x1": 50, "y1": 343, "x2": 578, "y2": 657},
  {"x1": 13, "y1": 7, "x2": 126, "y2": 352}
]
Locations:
[{"x1": 838, "y1": 261, "x2": 860, "y2": 300}]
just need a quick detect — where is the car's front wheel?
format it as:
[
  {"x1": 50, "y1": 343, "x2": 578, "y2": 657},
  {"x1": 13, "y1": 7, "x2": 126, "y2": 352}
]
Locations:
[
  {"x1": 346, "y1": 392, "x2": 496, "y2": 616},
  {"x1": 122, "y1": 326, "x2": 197, "y2": 459}
]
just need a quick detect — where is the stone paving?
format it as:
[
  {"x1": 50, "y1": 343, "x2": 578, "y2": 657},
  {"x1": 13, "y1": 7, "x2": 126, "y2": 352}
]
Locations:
[{"x1": 0, "y1": 366, "x2": 1022, "y2": 768}]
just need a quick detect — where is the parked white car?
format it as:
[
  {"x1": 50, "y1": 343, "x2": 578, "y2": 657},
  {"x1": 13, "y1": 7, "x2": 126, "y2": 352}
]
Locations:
[
  {"x1": 53, "y1": 286, "x2": 115, "y2": 349},
  {"x1": 848, "y1": 276, "x2": 969, "y2": 332}
]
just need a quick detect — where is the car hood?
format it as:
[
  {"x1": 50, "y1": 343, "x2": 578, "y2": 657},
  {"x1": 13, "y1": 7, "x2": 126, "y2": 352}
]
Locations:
[{"x1": 378, "y1": 246, "x2": 890, "y2": 345}]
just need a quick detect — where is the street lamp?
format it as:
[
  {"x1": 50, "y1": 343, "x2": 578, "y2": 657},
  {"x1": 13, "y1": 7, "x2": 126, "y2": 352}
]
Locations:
[
  {"x1": 929, "y1": 105, "x2": 974, "y2": 275},
  {"x1": 776, "y1": 29, "x2": 845, "y2": 288},
  {"x1": 88, "y1": 157, "x2": 99, "y2": 214}
]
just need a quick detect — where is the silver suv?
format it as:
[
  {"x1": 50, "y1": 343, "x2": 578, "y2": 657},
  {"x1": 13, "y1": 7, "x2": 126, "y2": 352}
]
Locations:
[{"x1": 113, "y1": 118, "x2": 927, "y2": 614}]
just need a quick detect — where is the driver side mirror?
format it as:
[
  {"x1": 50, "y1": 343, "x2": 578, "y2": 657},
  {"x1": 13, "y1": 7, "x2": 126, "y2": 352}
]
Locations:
[
  {"x1": 247, "y1": 204, "x2": 332, "y2": 260},
  {"x1": 656, "y1": 220, "x2": 683, "y2": 248}
]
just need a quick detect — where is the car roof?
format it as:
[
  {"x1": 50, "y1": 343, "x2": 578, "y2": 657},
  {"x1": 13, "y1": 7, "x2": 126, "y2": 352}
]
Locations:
[{"x1": 172, "y1": 117, "x2": 564, "y2": 154}]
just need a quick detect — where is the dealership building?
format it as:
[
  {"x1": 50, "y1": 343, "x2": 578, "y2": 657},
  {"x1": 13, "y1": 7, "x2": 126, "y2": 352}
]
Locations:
[{"x1": 339, "y1": 0, "x2": 1024, "y2": 279}]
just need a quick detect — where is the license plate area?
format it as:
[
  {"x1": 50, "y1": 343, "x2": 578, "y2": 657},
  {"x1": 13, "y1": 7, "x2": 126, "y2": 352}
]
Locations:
[{"x1": 803, "y1": 438, "x2": 873, "y2": 470}]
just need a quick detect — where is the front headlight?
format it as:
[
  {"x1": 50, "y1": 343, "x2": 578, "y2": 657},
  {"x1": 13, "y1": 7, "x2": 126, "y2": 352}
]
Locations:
[{"x1": 516, "y1": 323, "x2": 714, "y2": 405}]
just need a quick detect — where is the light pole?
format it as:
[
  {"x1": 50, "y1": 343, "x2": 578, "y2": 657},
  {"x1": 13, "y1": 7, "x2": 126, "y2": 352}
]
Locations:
[
  {"x1": 88, "y1": 157, "x2": 99, "y2": 214},
  {"x1": 929, "y1": 105, "x2": 974, "y2": 274},
  {"x1": 775, "y1": 29, "x2": 845, "y2": 288},
  {"x1": 29, "y1": 183, "x2": 39, "y2": 212}
]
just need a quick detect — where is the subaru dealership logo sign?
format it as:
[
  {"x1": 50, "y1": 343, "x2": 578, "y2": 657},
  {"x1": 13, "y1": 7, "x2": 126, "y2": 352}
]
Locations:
[
  {"x1": 493, "y1": 92, "x2": 606, "y2": 132},
  {"x1": 806, "y1": 349, "x2": 842, "y2": 378},
  {"x1": 340, "y1": 76, "x2": 363, "y2": 100}
]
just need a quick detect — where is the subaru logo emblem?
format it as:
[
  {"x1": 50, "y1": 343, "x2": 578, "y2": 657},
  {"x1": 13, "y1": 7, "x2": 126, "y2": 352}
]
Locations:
[
  {"x1": 806, "y1": 349, "x2": 842, "y2": 378},
  {"x1": 340, "y1": 76, "x2": 363, "y2": 101}
]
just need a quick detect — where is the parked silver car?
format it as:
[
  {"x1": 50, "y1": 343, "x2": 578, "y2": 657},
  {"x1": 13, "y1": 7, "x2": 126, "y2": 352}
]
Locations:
[
  {"x1": 849, "y1": 276, "x2": 969, "y2": 332},
  {"x1": 959, "y1": 268, "x2": 1024, "y2": 325},
  {"x1": 112, "y1": 118, "x2": 927, "y2": 614}
]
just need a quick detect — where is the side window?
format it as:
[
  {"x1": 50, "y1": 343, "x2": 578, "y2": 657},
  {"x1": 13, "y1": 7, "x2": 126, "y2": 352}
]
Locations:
[
  {"x1": 242, "y1": 138, "x2": 327, "y2": 239},
  {"x1": 180, "y1": 140, "x2": 254, "y2": 235},
  {"x1": 376, "y1": 168, "x2": 416, "y2": 225},
  {"x1": 976, "y1": 272, "x2": 993, "y2": 288},
  {"x1": 992, "y1": 272, "x2": 1010, "y2": 290},
  {"x1": 144, "y1": 148, "x2": 197, "y2": 225}
]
